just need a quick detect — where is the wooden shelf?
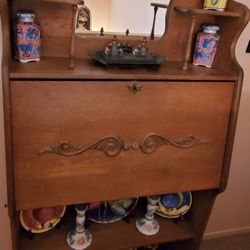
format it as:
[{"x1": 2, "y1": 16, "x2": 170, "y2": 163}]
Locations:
[
  {"x1": 175, "y1": 6, "x2": 241, "y2": 17},
  {"x1": 10, "y1": 57, "x2": 237, "y2": 81},
  {"x1": 151, "y1": 3, "x2": 169, "y2": 9},
  {"x1": 20, "y1": 206, "x2": 194, "y2": 250},
  {"x1": 37, "y1": 0, "x2": 78, "y2": 4}
]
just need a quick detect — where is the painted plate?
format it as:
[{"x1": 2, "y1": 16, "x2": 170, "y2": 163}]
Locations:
[
  {"x1": 155, "y1": 192, "x2": 192, "y2": 219},
  {"x1": 20, "y1": 206, "x2": 66, "y2": 233},
  {"x1": 88, "y1": 198, "x2": 138, "y2": 224}
]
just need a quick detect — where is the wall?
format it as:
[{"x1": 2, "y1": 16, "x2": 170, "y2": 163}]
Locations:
[
  {"x1": 1, "y1": 1, "x2": 250, "y2": 249},
  {"x1": 85, "y1": 0, "x2": 112, "y2": 32},
  {"x1": 107, "y1": 0, "x2": 168, "y2": 35},
  {"x1": 83, "y1": 0, "x2": 168, "y2": 35},
  {"x1": 205, "y1": 0, "x2": 250, "y2": 238}
]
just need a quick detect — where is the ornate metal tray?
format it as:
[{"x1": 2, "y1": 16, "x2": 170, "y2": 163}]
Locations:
[{"x1": 93, "y1": 52, "x2": 165, "y2": 68}]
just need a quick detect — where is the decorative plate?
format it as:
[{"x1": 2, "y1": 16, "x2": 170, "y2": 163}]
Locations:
[
  {"x1": 20, "y1": 206, "x2": 66, "y2": 233},
  {"x1": 155, "y1": 192, "x2": 192, "y2": 219},
  {"x1": 88, "y1": 198, "x2": 138, "y2": 224}
]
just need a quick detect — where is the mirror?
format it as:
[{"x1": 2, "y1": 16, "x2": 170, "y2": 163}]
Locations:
[{"x1": 76, "y1": 0, "x2": 170, "y2": 38}]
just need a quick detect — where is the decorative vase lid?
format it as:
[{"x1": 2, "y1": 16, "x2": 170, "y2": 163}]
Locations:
[
  {"x1": 203, "y1": 25, "x2": 220, "y2": 34},
  {"x1": 17, "y1": 13, "x2": 36, "y2": 23}
]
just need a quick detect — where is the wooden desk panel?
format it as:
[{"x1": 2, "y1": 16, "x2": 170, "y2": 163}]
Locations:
[{"x1": 11, "y1": 81, "x2": 234, "y2": 210}]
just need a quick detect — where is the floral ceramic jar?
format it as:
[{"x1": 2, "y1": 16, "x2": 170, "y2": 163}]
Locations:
[
  {"x1": 15, "y1": 13, "x2": 41, "y2": 63},
  {"x1": 193, "y1": 25, "x2": 220, "y2": 68},
  {"x1": 204, "y1": 0, "x2": 228, "y2": 11}
]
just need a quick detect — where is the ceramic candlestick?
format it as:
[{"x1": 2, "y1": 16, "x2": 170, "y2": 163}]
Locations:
[
  {"x1": 67, "y1": 204, "x2": 92, "y2": 250},
  {"x1": 136, "y1": 196, "x2": 161, "y2": 236}
]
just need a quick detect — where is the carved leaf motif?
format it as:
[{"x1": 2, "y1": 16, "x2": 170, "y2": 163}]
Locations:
[
  {"x1": 39, "y1": 134, "x2": 208, "y2": 157},
  {"x1": 140, "y1": 134, "x2": 208, "y2": 154},
  {"x1": 39, "y1": 136, "x2": 125, "y2": 157}
]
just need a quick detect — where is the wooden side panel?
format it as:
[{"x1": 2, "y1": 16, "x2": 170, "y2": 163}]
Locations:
[
  {"x1": 11, "y1": 81, "x2": 234, "y2": 210},
  {"x1": 1, "y1": 1, "x2": 19, "y2": 250}
]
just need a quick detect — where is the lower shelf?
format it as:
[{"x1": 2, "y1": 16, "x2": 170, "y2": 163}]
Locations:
[{"x1": 20, "y1": 206, "x2": 195, "y2": 250}]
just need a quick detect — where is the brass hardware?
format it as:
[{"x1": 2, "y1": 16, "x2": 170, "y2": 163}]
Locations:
[
  {"x1": 132, "y1": 143, "x2": 139, "y2": 150},
  {"x1": 128, "y1": 83, "x2": 143, "y2": 94}
]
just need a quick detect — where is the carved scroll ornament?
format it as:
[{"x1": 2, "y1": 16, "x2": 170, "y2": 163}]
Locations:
[
  {"x1": 39, "y1": 136, "x2": 125, "y2": 157},
  {"x1": 139, "y1": 134, "x2": 208, "y2": 154},
  {"x1": 39, "y1": 134, "x2": 208, "y2": 157}
]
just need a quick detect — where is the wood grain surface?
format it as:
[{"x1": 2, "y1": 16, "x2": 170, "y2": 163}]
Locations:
[
  {"x1": 1, "y1": 0, "x2": 249, "y2": 249},
  {"x1": 9, "y1": 57, "x2": 238, "y2": 81},
  {"x1": 11, "y1": 81, "x2": 234, "y2": 210}
]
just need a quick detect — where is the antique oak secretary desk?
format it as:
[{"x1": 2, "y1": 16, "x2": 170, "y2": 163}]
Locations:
[{"x1": 1, "y1": 0, "x2": 249, "y2": 249}]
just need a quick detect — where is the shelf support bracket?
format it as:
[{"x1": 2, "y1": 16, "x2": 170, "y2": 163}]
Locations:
[
  {"x1": 182, "y1": 15, "x2": 196, "y2": 71},
  {"x1": 69, "y1": 4, "x2": 78, "y2": 69}
]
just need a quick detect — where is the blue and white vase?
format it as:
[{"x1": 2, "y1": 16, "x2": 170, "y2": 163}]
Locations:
[
  {"x1": 15, "y1": 12, "x2": 41, "y2": 63},
  {"x1": 193, "y1": 25, "x2": 220, "y2": 68}
]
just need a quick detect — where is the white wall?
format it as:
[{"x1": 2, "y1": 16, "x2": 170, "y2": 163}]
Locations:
[
  {"x1": 84, "y1": 0, "x2": 112, "y2": 32},
  {"x1": 84, "y1": 0, "x2": 169, "y2": 35},
  {"x1": 205, "y1": 0, "x2": 250, "y2": 238},
  {"x1": 107, "y1": 0, "x2": 169, "y2": 35}
]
